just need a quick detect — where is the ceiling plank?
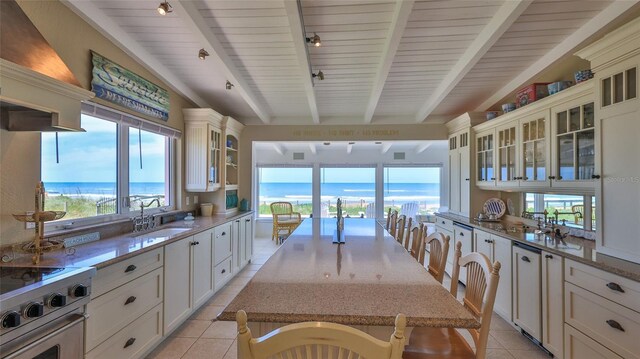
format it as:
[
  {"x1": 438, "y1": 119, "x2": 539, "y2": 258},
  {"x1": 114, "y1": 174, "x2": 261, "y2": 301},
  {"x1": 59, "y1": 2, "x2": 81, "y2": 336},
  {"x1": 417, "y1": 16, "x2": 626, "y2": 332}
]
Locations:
[
  {"x1": 475, "y1": 0, "x2": 640, "y2": 111},
  {"x1": 174, "y1": 0, "x2": 271, "y2": 123},
  {"x1": 362, "y1": 0, "x2": 415, "y2": 123},
  {"x1": 283, "y1": 0, "x2": 320, "y2": 124},
  {"x1": 415, "y1": 142, "x2": 432, "y2": 154},
  {"x1": 62, "y1": 0, "x2": 209, "y2": 108},
  {"x1": 414, "y1": 0, "x2": 533, "y2": 123},
  {"x1": 381, "y1": 143, "x2": 392, "y2": 154}
]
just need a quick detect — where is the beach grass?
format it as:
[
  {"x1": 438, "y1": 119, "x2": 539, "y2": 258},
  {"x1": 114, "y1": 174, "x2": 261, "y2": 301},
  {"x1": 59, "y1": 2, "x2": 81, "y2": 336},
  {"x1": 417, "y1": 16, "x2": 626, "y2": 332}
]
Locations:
[{"x1": 44, "y1": 195, "x2": 105, "y2": 219}]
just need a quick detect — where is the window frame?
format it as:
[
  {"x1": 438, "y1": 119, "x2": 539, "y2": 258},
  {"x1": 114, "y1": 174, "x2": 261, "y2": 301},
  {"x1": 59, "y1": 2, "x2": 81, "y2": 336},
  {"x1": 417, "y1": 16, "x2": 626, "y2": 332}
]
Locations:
[
  {"x1": 523, "y1": 192, "x2": 594, "y2": 231},
  {"x1": 255, "y1": 165, "x2": 313, "y2": 219},
  {"x1": 42, "y1": 103, "x2": 177, "y2": 230}
]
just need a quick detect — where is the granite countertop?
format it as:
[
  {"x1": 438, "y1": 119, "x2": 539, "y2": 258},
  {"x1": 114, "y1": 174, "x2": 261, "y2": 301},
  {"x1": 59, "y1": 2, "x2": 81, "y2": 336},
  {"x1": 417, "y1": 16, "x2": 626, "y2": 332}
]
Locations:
[
  {"x1": 435, "y1": 212, "x2": 640, "y2": 282},
  {"x1": 219, "y1": 218, "x2": 480, "y2": 329},
  {"x1": 1, "y1": 211, "x2": 253, "y2": 269}
]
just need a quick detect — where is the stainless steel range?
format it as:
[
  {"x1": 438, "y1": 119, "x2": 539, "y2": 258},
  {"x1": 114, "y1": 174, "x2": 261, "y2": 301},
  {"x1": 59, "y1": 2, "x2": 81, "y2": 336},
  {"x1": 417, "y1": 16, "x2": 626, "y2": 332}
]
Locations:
[{"x1": 0, "y1": 266, "x2": 95, "y2": 359}]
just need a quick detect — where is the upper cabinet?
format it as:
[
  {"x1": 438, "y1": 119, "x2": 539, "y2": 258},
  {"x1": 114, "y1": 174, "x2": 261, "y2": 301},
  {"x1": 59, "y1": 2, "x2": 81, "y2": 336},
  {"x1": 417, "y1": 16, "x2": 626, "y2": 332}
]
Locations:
[
  {"x1": 575, "y1": 17, "x2": 640, "y2": 264},
  {"x1": 473, "y1": 80, "x2": 595, "y2": 192},
  {"x1": 221, "y1": 116, "x2": 244, "y2": 214},
  {"x1": 183, "y1": 109, "x2": 224, "y2": 192}
]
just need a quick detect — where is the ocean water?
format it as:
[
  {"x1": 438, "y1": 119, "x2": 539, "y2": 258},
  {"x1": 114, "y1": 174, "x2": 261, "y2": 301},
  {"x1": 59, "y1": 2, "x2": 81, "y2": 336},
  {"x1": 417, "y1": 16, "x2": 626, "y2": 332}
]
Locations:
[
  {"x1": 259, "y1": 182, "x2": 440, "y2": 205},
  {"x1": 44, "y1": 182, "x2": 164, "y2": 196}
]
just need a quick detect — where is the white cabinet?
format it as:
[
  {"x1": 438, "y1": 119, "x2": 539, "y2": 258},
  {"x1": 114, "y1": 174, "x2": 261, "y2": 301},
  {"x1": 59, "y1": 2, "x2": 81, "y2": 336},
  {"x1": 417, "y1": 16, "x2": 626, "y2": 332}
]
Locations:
[
  {"x1": 448, "y1": 130, "x2": 471, "y2": 216},
  {"x1": 452, "y1": 224, "x2": 473, "y2": 285},
  {"x1": 163, "y1": 229, "x2": 214, "y2": 334},
  {"x1": 542, "y1": 251, "x2": 564, "y2": 358},
  {"x1": 448, "y1": 133, "x2": 462, "y2": 215},
  {"x1": 564, "y1": 324, "x2": 622, "y2": 359},
  {"x1": 183, "y1": 109, "x2": 224, "y2": 192},
  {"x1": 519, "y1": 110, "x2": 550, "y2": 188},
  {"x1": 473, "y1": 230, "x2": 512, "y2": 321},
  {"x1": 512, "y1": 244, "x2": 542, "y2": 342},
  {"x1": 496, "y1": 121, "x2": 519, "y2": 188},
  {"x1": 475, "y1": 130, "x2": 496, "y2": 188},
  {"x1": 240, "y1": 214, "x2": 254, "y2": 266},
  {"x1": 434, "y1": 216, "x2": 455, "y2": 276}
]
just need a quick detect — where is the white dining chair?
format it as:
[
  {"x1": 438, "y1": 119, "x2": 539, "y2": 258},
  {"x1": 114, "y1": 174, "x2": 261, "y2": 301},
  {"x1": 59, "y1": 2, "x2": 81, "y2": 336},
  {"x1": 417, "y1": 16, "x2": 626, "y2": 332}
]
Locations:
[{"x1": 236, "y1": 310, "x2": 407, "y2": 359}]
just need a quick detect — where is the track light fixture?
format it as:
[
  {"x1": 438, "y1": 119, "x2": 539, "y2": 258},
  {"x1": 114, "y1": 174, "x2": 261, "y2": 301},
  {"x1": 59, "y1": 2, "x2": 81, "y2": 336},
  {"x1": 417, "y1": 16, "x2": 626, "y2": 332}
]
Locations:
[
  {"x1": 157, "y1": 2, "x2": 173, "y2": 15},
  {"x1": 198, "y1": 48, "x2": 209, "y2": 60},
  {"x1": 225, "y1": 81, "x2": 234, "y2": 90},
  {"x1": 306, "y1": 33, "x2": 321, "y2": 47},
  {"x1": 312, "y1": 70, "x2": 325, "y2": 81}
]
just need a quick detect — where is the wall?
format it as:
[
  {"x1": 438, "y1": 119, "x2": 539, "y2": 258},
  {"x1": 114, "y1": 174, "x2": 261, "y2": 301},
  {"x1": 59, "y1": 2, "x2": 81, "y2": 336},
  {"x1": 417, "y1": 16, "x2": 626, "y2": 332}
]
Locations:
[{"x1": 0, "y1": 1, "x2": 196, "y2": 245}]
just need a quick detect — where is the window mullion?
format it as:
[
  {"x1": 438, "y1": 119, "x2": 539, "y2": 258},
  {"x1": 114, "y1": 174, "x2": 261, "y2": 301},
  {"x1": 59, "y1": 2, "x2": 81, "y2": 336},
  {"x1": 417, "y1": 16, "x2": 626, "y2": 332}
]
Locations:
[{"x1": 119, "y1": 125, "x2": 130, "y2": 214}]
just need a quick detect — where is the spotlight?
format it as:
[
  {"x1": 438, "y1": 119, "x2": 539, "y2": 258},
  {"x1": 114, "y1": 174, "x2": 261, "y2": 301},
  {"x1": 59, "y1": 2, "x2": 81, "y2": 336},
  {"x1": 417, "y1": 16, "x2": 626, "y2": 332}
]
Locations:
[
  {"x1": 198, "y1": 48, "x2": 209, "y2": 60},
  {"x1": 312, "y1": 70, "x2": 324, "y2": 81},
  {"x1": 226, "y1": 81, "x2": 234, "y2": 90},
  {"x1": 306, "y1": 33, "x2": 321, "y2": 47},
  {"x1": 157, "y1": 2, "x2": 172, "y2": 15}
]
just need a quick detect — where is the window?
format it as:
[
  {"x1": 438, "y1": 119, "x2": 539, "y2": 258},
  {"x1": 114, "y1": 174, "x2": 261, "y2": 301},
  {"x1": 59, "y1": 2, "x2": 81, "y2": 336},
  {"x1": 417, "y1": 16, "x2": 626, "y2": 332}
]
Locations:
[
  {"x1": 41, "y1": 105, "x2": 175, "y2": 226},
  {"x1": 383, "y1": 167, "x2": 441, "y2": 217},
  {"x1": 257, "y1": 167, "x2": 312, "y2": 218},
  {"x1": 320, "y1": 167, "x2": 375, "y2": 218},
  {"x1": 524, "y1": 193, "x2": 595, "y2": 230}
]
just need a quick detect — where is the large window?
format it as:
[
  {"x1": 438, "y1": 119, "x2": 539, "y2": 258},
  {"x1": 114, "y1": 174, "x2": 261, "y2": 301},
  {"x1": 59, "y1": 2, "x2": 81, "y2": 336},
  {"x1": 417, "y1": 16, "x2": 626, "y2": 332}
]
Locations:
[
  {"x1": 524, "y1": 193, "x2": 595, "y2": 230},
  {"x1": 41, "y1": 107, "x2": 174, "y2": 225},
  {"x1": 257, "y1": 167, "x2": 312, "y2": 218},
  {"x1": 383, "y1": 167, "x2": 441, "y2": 218},
  {"x1": 320, "y1": 167, "x2": 375, "y2": 218}
]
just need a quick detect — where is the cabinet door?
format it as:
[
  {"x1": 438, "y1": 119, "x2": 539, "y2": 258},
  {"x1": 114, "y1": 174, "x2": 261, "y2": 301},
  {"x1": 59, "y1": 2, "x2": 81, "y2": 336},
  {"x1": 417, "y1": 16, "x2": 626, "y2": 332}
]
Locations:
[
  {"x1": 475, "y1": 131, "x2": 496, "y2": 188},
  {"x1": 512, "y1": 245, "x2": 542, "y2": 342},
  {"x1": 243, "y1": 215, "x2": 254, "y2": 264},
  {"x1": 460, "y1": 146, "x2": 471, "y2": 216},
  {"x1": 542, "y1": 251, "x2": 564, "y2": 358},
  {"x1": 496, "y1": 122, "x2": 519, "y2": 187},
  {"x1": 474, "y1": 230, "x2": 493, "y2": 259},
  {"x1": 597, "y1": 109, "x2": 640, "y2": 263},
  {"x1": 519, "y1": 111, "x2": 550, "y2": 188},
  {"x1": 192, "y1": 229, "x2": 214, "y2": 309},
  {"x1": 231, "y1": 219, "x2": 241, "y2": 273},
  {"x1": 493, "y1": 236, "x2": 512, "y2": 321},
  {"x1": 214, "y1": 222, "x2": 233, "y2": 265},
  {"x1": 453, "y1": 226, "x2": 473, "y2": 285},
  {"x1": 564, "y1": 324, "x2": 622, "y2": 359},
  {"x1": 163, "y1": 237, "x2": 192, "y2": 335},
  {"x1": 449, "y1": 149, "x2": 461, "y2": 213}
]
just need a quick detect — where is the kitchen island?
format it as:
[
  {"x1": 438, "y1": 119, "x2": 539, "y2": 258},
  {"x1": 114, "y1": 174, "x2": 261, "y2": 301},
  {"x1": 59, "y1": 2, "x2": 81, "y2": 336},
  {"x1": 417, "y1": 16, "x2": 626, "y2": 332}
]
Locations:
[{"x1": 219, "y1": 218, "x2": 479, "y2": 337}]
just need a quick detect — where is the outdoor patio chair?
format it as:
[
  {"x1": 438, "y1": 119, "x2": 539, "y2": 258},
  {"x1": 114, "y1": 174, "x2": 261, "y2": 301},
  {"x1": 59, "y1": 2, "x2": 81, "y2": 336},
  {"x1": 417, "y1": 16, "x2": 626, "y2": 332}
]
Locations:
[{"x1": 270, "y1": 202, "x2": 302, "y2": 243}]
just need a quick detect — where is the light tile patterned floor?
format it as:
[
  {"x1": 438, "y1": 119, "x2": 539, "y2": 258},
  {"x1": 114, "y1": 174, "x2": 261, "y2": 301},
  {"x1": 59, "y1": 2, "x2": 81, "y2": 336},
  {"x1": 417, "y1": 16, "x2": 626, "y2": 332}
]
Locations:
[{"x1": 147, "y1": 236, "x2": 551, "y2": 359}]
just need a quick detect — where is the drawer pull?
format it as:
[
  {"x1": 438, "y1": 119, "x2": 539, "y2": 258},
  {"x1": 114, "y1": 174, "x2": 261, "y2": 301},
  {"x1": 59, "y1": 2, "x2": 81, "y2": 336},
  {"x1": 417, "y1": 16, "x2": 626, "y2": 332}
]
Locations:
[
  {"x1": 521, "y1": 256, "x2": 531, "y2": 263},
  {"x1": 545, "y1": 254, "x2": 553, "y2": 259},
  {"x1": 221, "y1": 269, "x2": 226, "y2": 274},
  {"x1": 124, "y1": 337, "x2": 136, "y2": 348},
  {"x1": 124, "y1": 296, "x2": 137, "y2": 305},
  {"x1": 245, "y1": 219, "x2": 251, "y2": 222},
  {"x1": 442, "y1": 221, "x2": 445, "y2": 224},
  {"x1": 459, "y1": 232, "x2": 464, "y2": 237},
  {"x1": 124, "y1": 265, "x2": 137, "y2": 273},
  {"x1": 606, "y1": 320, "x2": 625, "y2": 332},
  {"x1": 487, "y1": 239, "x2": 493, "y2": 244},
  {"x1": 606, "y1": 282, "x2": 625, "y2": 293}
]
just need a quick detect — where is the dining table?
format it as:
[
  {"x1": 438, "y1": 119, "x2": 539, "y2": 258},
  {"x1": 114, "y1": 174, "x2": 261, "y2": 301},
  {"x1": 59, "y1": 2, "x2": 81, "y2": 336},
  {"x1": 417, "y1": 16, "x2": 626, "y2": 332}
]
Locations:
[{"x1": 218, "y1": 218, "x2": 479, "y2": 339}]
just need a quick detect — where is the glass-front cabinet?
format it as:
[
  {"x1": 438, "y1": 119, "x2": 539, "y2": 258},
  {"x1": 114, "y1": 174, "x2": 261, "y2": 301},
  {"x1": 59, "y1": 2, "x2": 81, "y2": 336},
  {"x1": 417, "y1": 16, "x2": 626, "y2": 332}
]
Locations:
[
  {"x1": 225, "y1": 134, "x2": 238, "y2": 188},
  {"x1": 519, "y1": 111, "x2": 550, "y2": 188},
  {"x1": 475, "y1": 130, "x2": 495, "y2": 187},
  {"x1": 550, "y1": 97, "x2": 596, "y2": 189},
  {"x1": 496, "y1": 121, "x2": 519, "y2": 187},
  {"x1": 183, "y1": 108, "x2": 224, "y2": 192}
]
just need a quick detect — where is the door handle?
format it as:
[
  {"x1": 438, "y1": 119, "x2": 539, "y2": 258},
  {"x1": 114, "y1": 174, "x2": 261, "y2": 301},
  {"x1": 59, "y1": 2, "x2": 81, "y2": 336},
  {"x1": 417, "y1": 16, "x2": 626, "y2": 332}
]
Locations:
[
  {"x1": 545, "y1": 254, "x2": 553, "y2": 259},
  {"x1": 124, "y1": 296, "x2": 137, "y2": 305},
  {"x1": 124, "y1": 265, "x2": 137, "y2": 273},
  {"x1": 606, "y1": 282, "x2": 625, "y2": 293},
  {"x1": 521, "y1": 256, "x2": 531, "y2": 262},
  {"x1": 606, "y1": 319, "x2": 625, "y2": 332},
  {"x1": 124, "y1": 337, "x2": 136, "y2": 348}
]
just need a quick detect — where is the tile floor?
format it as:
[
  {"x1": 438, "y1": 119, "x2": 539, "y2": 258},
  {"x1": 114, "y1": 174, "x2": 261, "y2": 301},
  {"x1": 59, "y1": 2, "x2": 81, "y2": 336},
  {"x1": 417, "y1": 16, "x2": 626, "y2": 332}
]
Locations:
[{"x1": 147, "y1": 236, "x2": 551, "y2": 359}]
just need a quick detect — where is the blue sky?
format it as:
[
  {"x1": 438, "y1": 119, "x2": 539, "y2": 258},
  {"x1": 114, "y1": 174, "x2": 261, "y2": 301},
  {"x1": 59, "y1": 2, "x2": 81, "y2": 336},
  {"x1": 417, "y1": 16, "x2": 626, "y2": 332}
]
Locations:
[
  {"x1": 41, "y1": 115, "x2": 165, "y2": 183},
  {"x1": 260, "y1": 167, "x2": 440, "y2": 183}
]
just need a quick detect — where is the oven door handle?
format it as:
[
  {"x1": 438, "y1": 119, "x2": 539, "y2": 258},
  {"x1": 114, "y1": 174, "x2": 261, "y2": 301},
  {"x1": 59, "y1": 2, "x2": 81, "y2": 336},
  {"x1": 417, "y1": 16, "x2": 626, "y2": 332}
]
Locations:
[{"x1": 3, "y1": 315, "x2": 84, "y2": 359}]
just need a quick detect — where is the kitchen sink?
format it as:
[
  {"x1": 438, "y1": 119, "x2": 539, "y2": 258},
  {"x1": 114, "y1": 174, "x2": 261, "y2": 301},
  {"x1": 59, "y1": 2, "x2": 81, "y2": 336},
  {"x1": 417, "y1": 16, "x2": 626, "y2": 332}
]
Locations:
[{"x1": 134, "y1": 227, "x2": 191, "y2": 239}]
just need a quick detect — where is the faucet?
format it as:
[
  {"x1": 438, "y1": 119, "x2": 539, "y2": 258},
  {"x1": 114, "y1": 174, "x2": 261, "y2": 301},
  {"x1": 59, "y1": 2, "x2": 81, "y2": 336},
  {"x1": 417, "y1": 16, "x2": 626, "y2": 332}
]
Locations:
[
  {"x1": 553, "y1": 209, "x2": 582, "y2": 228},
  {"x1": 522, "y1": 210, "x2": 548, "y2": 229},
  {"x1": 132, "y1": 198, "x2": 161, "y2": 232}
]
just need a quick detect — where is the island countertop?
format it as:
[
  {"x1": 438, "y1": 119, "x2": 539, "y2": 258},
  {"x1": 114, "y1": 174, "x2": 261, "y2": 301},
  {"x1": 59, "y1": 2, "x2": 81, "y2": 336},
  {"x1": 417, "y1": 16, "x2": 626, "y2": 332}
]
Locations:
[{"x1": 219, "y1": 218, "x2": 480, "y2": 328}]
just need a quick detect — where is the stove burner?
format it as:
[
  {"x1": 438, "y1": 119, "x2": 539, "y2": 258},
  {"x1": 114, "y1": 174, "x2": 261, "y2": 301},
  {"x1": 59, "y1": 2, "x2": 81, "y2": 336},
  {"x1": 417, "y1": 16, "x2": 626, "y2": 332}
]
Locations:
[{"x1": 0, "y1": 267, "x2": 68, "y2": 295}]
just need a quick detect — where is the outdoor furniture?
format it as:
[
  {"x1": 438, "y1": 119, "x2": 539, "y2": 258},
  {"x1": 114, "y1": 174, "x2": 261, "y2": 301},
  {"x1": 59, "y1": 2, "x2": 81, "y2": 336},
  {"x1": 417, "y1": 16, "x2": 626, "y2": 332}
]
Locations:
[
  {"x1": 236, "y1": 310, "x2": 407, "y2": 359},
  {"x1": 365, "y1": 203, "x2": 375, "y2": 219},
  {"x1": 270, "y1": 202, "x2": 302, "y2": 242},
  {"x1": 401, "y1": 202, "x2": 420, "y2": 223},
  {"x1": 572, "y1": 204, "x2": 584, "y2": 224}
]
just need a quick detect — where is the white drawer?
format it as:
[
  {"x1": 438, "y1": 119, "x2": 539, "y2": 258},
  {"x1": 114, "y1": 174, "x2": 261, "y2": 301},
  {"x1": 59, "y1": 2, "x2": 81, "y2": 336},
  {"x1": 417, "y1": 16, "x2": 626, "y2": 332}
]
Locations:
[
  {"x1": 565, "y1": 282, "x2": 640, "y2": 358},
  {"x1": 435, "y1": 216, "x2": 453, "y2": 232},
  {"x1": 93, "y1": 248, "x2": 163, "y2": 298},
  {"x1": 564, "y1": 324, "x2": 622, "y2": 359},
  {"x1": 86, "y1": 303, "x2": 163, "y2": 359},
  {"x1": 565, "y1": 259, "x2": 640, "y2": 313},
  {"x1": 86, "y1": 268, "x2": 163, "y2": 350},
  {"x1": 214, "y1": 257, "x2": 233, "y2": 291},
  {"x1": 214, "y1": 222, "x2": 233, "y2": 265}
]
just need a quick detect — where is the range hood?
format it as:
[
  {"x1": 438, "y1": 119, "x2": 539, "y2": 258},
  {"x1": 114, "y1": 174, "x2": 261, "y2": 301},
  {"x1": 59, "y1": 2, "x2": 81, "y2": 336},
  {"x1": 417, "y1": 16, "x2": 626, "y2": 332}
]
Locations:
[{"x1": 0, "y1": 0, "x2": 94, "y2": 131}]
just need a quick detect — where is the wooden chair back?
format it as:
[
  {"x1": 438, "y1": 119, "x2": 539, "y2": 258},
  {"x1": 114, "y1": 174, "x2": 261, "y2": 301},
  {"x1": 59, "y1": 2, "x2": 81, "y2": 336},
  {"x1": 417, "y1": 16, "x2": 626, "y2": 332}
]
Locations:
[
  {"x1": 402, "y1": 217, "x2": 413, "y2": 250},
  {"x1": 423, "y1": 232, "x2": 450, "y2": 283},
  {"x1": 409, "y1": 223, "x2": 424, "y2": 259},
  {"x1": 449, "y1": 242, "x2": 501, "y2": 359},
  {"x1": 385, "y1": 208, "x2": 392, "y2": 230},
  {"x1": 236, "y1": 310, "x2": 407, "y2": 359},
  {"x1": 270, "y1": 201, "x2": 294, "y2": 216},
  {"x1": 395, "y1": 215, "x2": 406, "y2": 244},
  {"x1": 388, "y1": 210, "x2": 398, "y2": 237}
]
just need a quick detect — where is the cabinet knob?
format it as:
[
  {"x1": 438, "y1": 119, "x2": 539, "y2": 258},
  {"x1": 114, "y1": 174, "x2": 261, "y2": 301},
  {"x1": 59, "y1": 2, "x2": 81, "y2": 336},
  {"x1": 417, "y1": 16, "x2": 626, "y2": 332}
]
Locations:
[
  {"x1": 523, "y1": 176, "x2": 528, "y2": 180},
  {"x1": 236, "y1": 220, "x2": 240, "y2": 223},
  {"x1": 545, "y1": 254, "x2": 553, "y2": 259},
  {"x1": 222, "y1": 232, "x2": 226, "y2": 236},
  {"x1": 245, "y1": 219, "x2": 251, "y2": 222},
  {"x1": 124, "y1": 296, "x2": 137, "y2": 305},
  {"x1": 490, "y1": 177, "x2": 496, "y2": 180},
  {"x1": 521, "y1": 256, "x2": 531, "y2": 263},
  {"x1": 221, "y1": 269, "x2": 226, "y2": 274},
  {"x1": 459, "y1": 232, "x2": 464, "y2": 237},
  {"x1": 124, "y1": 338, "x2": 136, "y2": 348},
  {"x1": 558, "y1": 175, "x2": 563, "y2": 180},
  {"x1": 606, "y1": 319, "x2": 625, "y2": 332},
  {"x1": 606, "y1": 282, "x2": 625, "y2": 293},
  {"x1": 488, "y1": 239, "x2": 494, "y2": 244},
  {"x1": 548, "y1": 176, "x2": 556, "y2": 180},
  {"x1": 465, "y1": 178, "x2": 470, "y2": 181},
  {"x1": 592, "y1": 175, "x2": 601, "y2": 179},
  {"x1": 124, "y1": 265, "x2": 137, "y2": 273}
]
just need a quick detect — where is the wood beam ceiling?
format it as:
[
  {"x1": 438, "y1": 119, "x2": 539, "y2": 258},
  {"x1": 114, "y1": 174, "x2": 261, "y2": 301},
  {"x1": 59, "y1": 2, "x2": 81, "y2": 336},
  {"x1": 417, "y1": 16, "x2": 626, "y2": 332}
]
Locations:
[
  {"x1": 174, "y1": 0, "x2": 272, "y2": 124},
  {"x1": 414, "y1": 0, "x2": 533, "y2": 123}
]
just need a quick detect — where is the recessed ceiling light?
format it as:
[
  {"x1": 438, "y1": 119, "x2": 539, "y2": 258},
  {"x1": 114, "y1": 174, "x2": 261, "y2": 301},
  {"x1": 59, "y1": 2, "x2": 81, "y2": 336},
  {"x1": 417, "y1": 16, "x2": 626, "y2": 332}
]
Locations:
[
  {"x1": 312, "y1": 70, "x2": 325, "y2": 81},
  {"x1": 157, "y1": 2, "x2": 172, "y2": 15},
  {"x1": 198, "y1": 48, "x2": 209, "y2": 60},
  {"x1": 348, "y1": 142, "x2": 355, "y2": 145},
  {"x1": 225, "y1": 81, "x2": 234, "y2": 90},
  {"x1": 306, "y1": 33, "x2": 321, "y2": 47},
  {"x1": 323, "y1": 142, "x2": 330, "y2": 146},
  {"x1": 375, "y1": 141, "x2": 382, "y2": 145}
]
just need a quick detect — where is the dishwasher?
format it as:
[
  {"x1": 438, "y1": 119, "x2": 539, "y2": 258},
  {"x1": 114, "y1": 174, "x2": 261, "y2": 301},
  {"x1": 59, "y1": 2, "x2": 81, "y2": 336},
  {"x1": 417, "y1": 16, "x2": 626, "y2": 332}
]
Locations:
[{"x1": 512, "y1": 241, "x2": 542, "y2": 344}]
